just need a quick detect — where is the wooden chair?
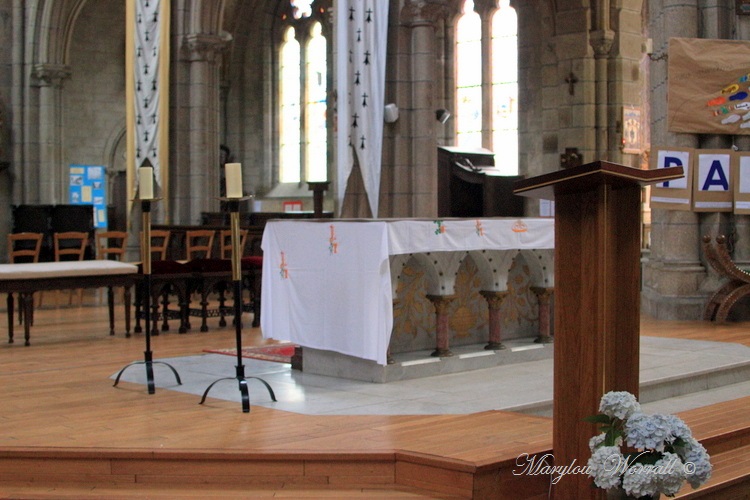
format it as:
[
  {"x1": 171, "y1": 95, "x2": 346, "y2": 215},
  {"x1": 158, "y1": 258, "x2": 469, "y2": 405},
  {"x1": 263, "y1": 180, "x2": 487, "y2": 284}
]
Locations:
[
  {"x1": 8, "y1": 232, "x2": 43, "y2": 264},
  {"x1": 53, "y1": 231, "x2": 89, "y2": 304},
  {"x1": 220, "y1": 229, "x2": 248, "y2": 259},
  {"x1": 186, "y1": 230, "x2": 215, "y2": 260},
  {"x1": 96, "y1": 231, "x2": 129, "y2": 308},
  {"x1": 7, "y1": 232, "x2": 44, "y2": 325},
  {"x1": 96, "y1": 231, "x2": 128, "y2": 261},
  {"x1": 141, "y1": 229, "x2": 171, "y2": 262}
]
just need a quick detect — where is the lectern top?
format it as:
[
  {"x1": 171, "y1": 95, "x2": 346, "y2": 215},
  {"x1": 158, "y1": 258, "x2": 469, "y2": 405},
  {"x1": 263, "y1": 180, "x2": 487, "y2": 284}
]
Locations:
[{"x1": 512, "y1": 160, "x2": 684, "y2": 200}]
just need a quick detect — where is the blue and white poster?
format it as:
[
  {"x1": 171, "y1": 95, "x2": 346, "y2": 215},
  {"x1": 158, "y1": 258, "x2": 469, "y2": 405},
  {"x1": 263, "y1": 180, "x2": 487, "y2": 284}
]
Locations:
[{"x1": 69, "y1": 164, "x2": 107, "y2": 228}]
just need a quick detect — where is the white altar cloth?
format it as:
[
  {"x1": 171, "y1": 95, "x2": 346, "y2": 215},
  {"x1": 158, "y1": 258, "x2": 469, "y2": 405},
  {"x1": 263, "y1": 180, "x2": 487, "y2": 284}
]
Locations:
[{"x1": 261, "y1": 218, "x2": 554, "y2": 365}]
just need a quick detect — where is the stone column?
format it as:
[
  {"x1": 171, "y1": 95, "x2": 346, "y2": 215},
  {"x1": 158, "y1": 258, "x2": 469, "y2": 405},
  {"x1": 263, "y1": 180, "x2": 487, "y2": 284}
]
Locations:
[
  {"x1": 480, "y1": 290, "x2": 508, "y2": 350},
  {"x1": 426, "y1": 294, "x2": 456, "y2": 357},
  {"x1": 643, "y1": 0, "x2": 705, "y2": 320},
  {"x1": 398, "y1": 1, "x2": 446, "y2": 217},
  {"x1": 531, "y1": 286, "x2": 554, "y2": 344},
  {"x1": 179, "y1": 34, "x2": 227, "y2": 224},
  {"x1": 31, "y1": 63, "x2": 71, "y2": 204}
]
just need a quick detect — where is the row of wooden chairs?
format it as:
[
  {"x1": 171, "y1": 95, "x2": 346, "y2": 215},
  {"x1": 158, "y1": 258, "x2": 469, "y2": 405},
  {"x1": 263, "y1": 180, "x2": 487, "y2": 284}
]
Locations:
[{"x1": 7, "y1": 229, "x2": 250, "y2": 264}]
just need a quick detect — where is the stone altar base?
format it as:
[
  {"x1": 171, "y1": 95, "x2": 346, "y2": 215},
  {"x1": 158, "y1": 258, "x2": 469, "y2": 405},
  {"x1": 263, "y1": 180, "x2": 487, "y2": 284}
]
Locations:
[{"x1": 300, "y1": 339, "x2": 553, "y2": 383}]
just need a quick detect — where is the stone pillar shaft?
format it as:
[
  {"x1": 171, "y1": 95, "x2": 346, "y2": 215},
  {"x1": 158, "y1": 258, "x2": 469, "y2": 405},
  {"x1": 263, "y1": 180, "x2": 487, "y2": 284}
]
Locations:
[
  {"x1": 480, "y1": 290, "x2": 508, "y2": 350},
  {"x1": 426, "y1": 294, "x2": 455, "y2": 357}
]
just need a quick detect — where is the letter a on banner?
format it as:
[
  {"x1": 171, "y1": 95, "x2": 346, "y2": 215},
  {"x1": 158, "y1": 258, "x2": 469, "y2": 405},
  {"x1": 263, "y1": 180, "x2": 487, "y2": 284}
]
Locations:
[
  {"x1": 693, "y1": 150, "x2": 733, "y2": 212},
  {"x1": 650, "y1": 147, "x2": 692, "y2": 210}
]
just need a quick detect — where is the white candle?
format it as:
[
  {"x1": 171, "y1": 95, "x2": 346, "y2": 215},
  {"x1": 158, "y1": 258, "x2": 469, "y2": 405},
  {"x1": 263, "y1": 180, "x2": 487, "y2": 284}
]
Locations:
[
  {"x1": 139, "y1": 166, "x2": 154, "y2": 200},
  {"x1": 225, "y1": 163, "x2": 243, "y2": 198}
]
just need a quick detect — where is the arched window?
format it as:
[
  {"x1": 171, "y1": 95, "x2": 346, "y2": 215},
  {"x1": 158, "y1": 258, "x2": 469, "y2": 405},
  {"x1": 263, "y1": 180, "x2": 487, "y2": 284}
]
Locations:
[
  {"x1": 279, "y1": 27, "x2": 301, "y2": 183},
  {"x1": 455, "y1": 0, "x2": 518, "y2": 174},
  {"x1": 455, "y1": 1, "x2": 483, "y2": 149},
  {"x1": 277, "y1": 5, "x2": 328, "y2": 185},
  {"x1": 491, "y1": 1, "x2": 518, "y2": 174},
  {"x1": 305, "y1": 22, "x2": 327, "y2": 182}
]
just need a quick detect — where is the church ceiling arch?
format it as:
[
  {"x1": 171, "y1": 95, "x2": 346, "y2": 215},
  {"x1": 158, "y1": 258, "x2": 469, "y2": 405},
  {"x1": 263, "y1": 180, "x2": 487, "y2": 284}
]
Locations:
[{"x1": 34, "y1": 0, "x2": 88, "y2": 65}]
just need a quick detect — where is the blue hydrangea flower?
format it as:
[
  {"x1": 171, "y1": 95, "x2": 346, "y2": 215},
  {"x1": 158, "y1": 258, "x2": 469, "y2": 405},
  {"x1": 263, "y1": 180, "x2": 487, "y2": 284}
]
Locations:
[
  {"x1": 599, "y1": 391, "x2": 641, "y2": 420},
  {"x1": 625, "y1": 413, "x2": 674, "y2": 452},
  {"x1": 588, "y1": 446, "x2": 624, "y2": 490},
  {"x1": 621, "y1": 462, "x2": 660, "y2": 498},
  {"x1": 682, "y1": 438, "x2": 712, "y2": 488},
  {"x1": 655, "y1": 451, "x2": 688, "y2": 496}
]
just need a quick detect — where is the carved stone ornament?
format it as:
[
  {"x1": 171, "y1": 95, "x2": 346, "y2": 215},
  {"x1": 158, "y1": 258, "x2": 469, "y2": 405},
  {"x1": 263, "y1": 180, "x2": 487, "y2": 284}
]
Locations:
[
  {"x1": 31, "y1": 64, "x2": 72, "y2": 88},
  {"x1": 182, "y1": 33, "x2": 230, "y2": 62},
  {"x1": 401, "y1": 0, "x2": 449, "y2": 25}
]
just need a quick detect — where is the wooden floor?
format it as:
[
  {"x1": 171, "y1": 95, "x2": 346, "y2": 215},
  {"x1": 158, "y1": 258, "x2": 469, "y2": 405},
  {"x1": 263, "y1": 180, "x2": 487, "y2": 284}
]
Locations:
[{"x1": 0, "y1": 294, "x2": 749, "y2": 498}]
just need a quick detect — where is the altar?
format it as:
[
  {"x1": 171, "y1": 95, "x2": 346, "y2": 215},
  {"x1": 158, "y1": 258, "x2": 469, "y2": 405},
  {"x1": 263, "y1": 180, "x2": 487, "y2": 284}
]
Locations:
[{"x1": 260, "y1": 218, "x2": 554, "y2": 376}]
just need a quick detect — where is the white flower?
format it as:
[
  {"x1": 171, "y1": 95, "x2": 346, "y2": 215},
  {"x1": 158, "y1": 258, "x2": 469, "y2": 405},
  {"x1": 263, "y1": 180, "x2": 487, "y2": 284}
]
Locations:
[
  {"x1": 588, "y1": 446, "x2": 624, "y2": 490},
  {"x1": 599, "y1": 391, "x2": 641, "y2": 420}
]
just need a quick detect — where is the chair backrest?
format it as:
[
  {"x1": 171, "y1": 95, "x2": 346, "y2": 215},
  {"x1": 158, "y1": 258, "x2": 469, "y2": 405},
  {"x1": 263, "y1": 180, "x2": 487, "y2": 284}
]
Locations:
[
  {"x1": 220, "y1": 229, "x2": 248, "y2": 259},
  {"x1": 186, "y1": 229, "x2": 216, "y2": 259},
  {"x1": 96, "y1": 231, "x2": 129, "y2": 261},
  {"x1": 8, "y1": 232, "x2": 43, "y2": 263},
  {"x1": 141, "y1": 229, "x2": 171, "y2": 262},
  {"x1": 53, "y1": 231, "x2": 89, "y2": 262}
]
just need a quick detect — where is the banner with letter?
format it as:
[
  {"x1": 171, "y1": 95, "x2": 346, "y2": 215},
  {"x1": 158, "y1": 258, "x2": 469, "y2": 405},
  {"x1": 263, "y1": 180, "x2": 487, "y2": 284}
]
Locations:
[
  {"x1": 650, "y1": 147, "x2": 693, "y2": 211},
  {"x1": 734, "y1": 153, "x2": 750, "y2": 214},
  {"x1": 693, "y1": 149, "x2": 733, "y2": 212}
]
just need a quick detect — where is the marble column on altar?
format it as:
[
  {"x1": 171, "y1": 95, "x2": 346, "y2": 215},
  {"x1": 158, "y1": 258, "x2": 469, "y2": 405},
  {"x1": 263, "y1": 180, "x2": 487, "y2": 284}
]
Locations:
[
  {"x1": 480, "y1": 290, "x2": 509, "y2": 350},
  {"x1": 426, "y1": 294, "x2": 456, "y2": 357},
  {"x1": 531, "y1": 286, "x2": 554, "y2": 344}
]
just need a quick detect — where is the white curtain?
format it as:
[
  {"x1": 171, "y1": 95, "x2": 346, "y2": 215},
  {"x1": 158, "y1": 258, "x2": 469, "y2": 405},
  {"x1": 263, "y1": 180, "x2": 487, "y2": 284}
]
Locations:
[{"x1": 336, "y1": 0, "x2": 389, "y2": 218}]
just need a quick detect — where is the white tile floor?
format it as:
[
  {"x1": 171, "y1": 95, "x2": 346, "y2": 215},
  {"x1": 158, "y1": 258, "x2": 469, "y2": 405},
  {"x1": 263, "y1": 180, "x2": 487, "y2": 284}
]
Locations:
[{"x1": 112, "y1": 336, "x2": 750, "y2": 416}]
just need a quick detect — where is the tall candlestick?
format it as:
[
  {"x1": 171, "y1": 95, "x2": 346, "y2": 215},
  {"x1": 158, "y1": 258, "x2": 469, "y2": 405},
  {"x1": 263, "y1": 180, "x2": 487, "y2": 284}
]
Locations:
[
  {"x1": 225, "y1": 163, "x2": 243, "y2": 198},
  {"x1": 139, "y1": 166, "x2": 154, "y2": 200}
]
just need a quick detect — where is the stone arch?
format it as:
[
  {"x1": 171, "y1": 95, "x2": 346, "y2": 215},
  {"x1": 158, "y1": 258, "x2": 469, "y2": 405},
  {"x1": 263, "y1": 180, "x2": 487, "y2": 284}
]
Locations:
[
  {"x1": 517, "y1": 248, "x2": 554, "y2": 288},
  {"x1": 34, "y1": 0, "x2": 88, "y2": 65},
  {"x1": 468, "y1": 249, "x2": 520, "y2": 292}
]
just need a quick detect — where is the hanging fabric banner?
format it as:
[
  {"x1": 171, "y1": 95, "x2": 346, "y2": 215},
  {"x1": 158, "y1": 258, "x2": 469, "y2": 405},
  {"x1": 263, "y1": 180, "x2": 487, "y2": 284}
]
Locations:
[
  {"x1": 668, "y1": 37, "x2": 750, "y2": 135},
  {"x1": 126, "y1": 0, "x2": 170, "y2": 223},
  {"x1": 336, "y1": 0, "x2": 389, "y2": 217}
]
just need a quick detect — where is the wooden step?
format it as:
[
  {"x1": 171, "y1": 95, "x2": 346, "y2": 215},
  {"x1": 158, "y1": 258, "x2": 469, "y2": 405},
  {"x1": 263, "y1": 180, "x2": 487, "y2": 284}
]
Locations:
[{"x1": 675, "y1": 443, "x2": 750, "y2": 499}]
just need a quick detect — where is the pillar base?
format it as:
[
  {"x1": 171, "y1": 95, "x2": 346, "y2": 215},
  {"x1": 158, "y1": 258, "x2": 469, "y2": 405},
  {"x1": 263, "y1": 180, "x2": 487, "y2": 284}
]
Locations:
[
  {"x1": 485, "y1": 341, "x2": 506, "y2": 350},
  {"x1": 430, "y1": 348, "x2": 453, "y2": 358}
]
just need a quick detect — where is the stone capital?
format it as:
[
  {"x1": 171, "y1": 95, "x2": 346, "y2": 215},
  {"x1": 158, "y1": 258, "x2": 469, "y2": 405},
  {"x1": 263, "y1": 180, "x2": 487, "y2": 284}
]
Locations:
[
  {"x1": 401, "y1": 0, "x2": 448, "y2": 27},
  {"x1": 425, "y1": 294, "x2": 456, "y2": 315},
  {"x1": 182, "y1": 33, "x2": 230, "y2": 62},
  {"x1": 480, "y1": 290, "x2": 510, "y2": 310},
  {"x1": 31, "y1": 64, "x2": 72, "y2": 88},
  {"x1": 589, "y1": 29, "x2": 615, "y2": 57}
]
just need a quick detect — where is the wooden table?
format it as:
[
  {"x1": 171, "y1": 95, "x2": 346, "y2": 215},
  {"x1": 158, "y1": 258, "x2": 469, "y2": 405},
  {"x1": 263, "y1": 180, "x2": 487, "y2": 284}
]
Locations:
[{"x1": 0, "y1": 260, "x2": 138, "y2": 345}]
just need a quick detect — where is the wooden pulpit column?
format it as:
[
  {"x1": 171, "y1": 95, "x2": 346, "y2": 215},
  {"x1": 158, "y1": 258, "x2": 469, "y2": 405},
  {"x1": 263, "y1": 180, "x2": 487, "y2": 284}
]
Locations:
[{"x1": 514, "y1": 161, "x2": 684, "y2": 499}]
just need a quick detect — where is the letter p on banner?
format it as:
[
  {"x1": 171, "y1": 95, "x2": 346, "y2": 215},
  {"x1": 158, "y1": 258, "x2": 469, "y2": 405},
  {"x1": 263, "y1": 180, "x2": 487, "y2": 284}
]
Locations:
[{"x1": 650, "y1": 147, "x2": 693, "y2": 211}]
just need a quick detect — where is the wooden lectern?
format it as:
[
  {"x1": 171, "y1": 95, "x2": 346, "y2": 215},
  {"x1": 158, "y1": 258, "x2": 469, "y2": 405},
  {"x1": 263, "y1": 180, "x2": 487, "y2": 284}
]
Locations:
[{"x1": 514, "y1": 161, "x2": 684, "y2": 499}]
